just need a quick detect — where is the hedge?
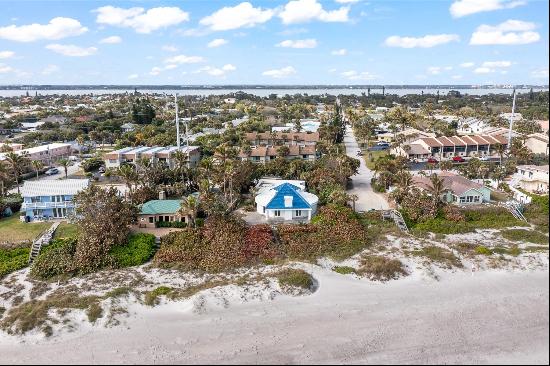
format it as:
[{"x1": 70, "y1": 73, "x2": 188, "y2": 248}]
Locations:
[{"x1": 0, "y1": 247, "x2": 30, "y2": 278}]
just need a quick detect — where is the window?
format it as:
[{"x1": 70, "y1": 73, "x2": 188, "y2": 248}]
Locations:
[
  {"x1": 460, "y1": 197, "x2": 466, "y2": 203},
  {"x1": 149, "y1": 217, "x2": 154, "y2": 223},
  {"x1": 274, "y1": 210, "x2": 281, "y2": 217},
  {"x1": 474, "y1": 196, "x2": 480, "y2": 202},
  {"x1": 466, "y1": 196, "x2": 474, "y2": 203},
  {"x1": 295, "y1": 210, "x2": 302, "y2": 217}
]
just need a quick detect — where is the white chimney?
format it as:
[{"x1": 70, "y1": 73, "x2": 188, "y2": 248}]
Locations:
[
  {"x1": 284, "y1": 196, "x2": 293, "y2": 208},
  {"x1": 159, "y1": 191, "x2": 166, "y2": 200}
]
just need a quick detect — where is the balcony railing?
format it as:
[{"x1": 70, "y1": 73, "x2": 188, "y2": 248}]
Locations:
[{"x1": 22, "y1": 202, "x2": 75, "y2": 209}]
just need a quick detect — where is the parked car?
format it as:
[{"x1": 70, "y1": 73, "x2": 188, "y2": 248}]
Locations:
[
  {"x1": 45, "y1": 168, "x2": 59, "y2": 175},
  {"x1": 479, "y1": 156, "x2": 490, "y2": 161},
  {"x1": 452, "y1": 156, "x2": 465, "y2": 163},
  {"x1": 356, "y1": 149, "x2": 362, "y2": 156},
  {"x1": 376, "y1": 141, "x2": 390, "y2": 146},
  {"x1": 427, "y1": 158, "x2": 438, "y2": 164}
]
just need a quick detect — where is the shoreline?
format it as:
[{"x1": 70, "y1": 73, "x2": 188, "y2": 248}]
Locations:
[{"x1": 1, "y1": 268, "x2": 548, "y2": 364}]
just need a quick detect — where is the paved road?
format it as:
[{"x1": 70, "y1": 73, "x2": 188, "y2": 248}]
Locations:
[
  {"x1": 344, "y1": 127, "x2": 390, "y2": 211},
  {"x1": 9, "y1": 162, "x2": 82, "y2": 194}
]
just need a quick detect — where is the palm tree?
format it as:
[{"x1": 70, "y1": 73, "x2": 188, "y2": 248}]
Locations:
[
  {"x1": 59, "y1": 159, "x2": 70, "y2": 179},
  {"x1": 0, "y1": 162, "x2": 9, "y2": 197},
  {"x1": 31, "y1": 160, "x2": 44, "y2": 179},
  {"x1": 428, "y1": 173, "x2": 445, "y2": 209},
  {"x1": 494, "y1": 143, "x2": 506, "y2": 166},
  {"x1": 349, "y1": 193, "x2": 359, "y2": 211},
  {"x1": 179, "y1": 195, "x2": 199, "y2": 227},
  {"x1": 5, "y1": 152, "x2": 29, "y2": 194},
  {"x1": 116, "y1": 164, "x2": 138, "y2": 199}
]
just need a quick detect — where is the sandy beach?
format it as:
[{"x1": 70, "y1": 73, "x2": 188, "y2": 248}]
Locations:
[{"x1": 1, "y1": 267, "x2": 548, "y2": 365}]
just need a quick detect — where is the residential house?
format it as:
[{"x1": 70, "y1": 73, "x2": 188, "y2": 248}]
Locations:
[
  {"x1": 412, "y1": 172, "x2": 491, "y2": 205},
  {"x1": 255, "y1": 180, "x2": 318, "y2": 222},
  {"x1": 457, "y1": 117, "x2": 488, "y2": 135},
  {"x1": 499, "y1": 112, "x2": 523, "y2": 123},
  {"x1": 393, "y1": 134, "x2": 508, "y2": 161},
  {"x1": 121, "y1": 123, "x2": 137, "y2": 133},
  {"x1": 39, "y1": 115, "x2": 68, "y2": 125},
  {"x1": 104, "y1": 145, "x2": 201, "y2": 169},
  {"x1": 271, "y1": 119, "x2": 321, "y2": 133},
  {"x1": 524, "y1": 133, "x2": 549, "y2": 156},
  {"x1": 21, "y1": 179, "x2": 90, "y2": 221},
  {"x1": 137, "y1": 193, "x2": 198, "y2": 228},
  {"x1": 513, "y1": 165, "x2": 549, "y2": 194}
]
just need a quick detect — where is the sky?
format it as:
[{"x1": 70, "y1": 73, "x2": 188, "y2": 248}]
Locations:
[{"x1": 0, "y1": 0, "x2": 548, "y2": 85}]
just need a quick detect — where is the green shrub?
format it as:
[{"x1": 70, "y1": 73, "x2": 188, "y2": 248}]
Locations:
[
  {"x1": 144, "y1": 286, "x2": 172, "y2": 306},
  {"x1": 413, "y1": 207, "x2": 527, "y2": 234},
  {"x1": 410, "y1": 246, "x2": 462, "y2": 268},
  {"x1": 81, "y1": 157, "x2": 104, "y2": 172},
  {"x1": 109, "y1": 233, "x2": 156, "y2": 267},
  {"x1": 30, "y1": 239, "x2": 77, "y2": 280},
  {"x1": 501, "y1": 229, "x2": 549, "y2": 245},
  {"x1": 357, "y1": 255, "x2": 407, "y2": 281},
  {"x1": 475, "y1": 246, "x2": 492, "y2": 255},
  {"x1": 194, "y1": 218, "x2": 205, "y2": 227},
  {"x1": 86, "y1": 302, "x2": 103, "y2": 323},
  {"x1": 276, "y1": 269, "x2": 313, "y2": 290},
  {"x1": 332, "y1": 266, "x2": 356, "y2": 275},
  {"x1": 0, "y1": 247, "x2": 30, "y2": 278},
  {"x1": 155, "y1": 221, "x2": 187, "y2": 228},
  {"x1": 493, "y1": 246, "x2": 522, "y2": 256}
]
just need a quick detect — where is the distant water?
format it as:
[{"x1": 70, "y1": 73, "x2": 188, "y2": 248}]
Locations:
[{"x1": 0, "y1": 88, "x2": 547, "y2": 98}]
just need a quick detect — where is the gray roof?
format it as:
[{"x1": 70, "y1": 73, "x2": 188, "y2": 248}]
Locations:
[
  {"x1": 413, "y1": 172, "x2": 486, "y2": 196},
  {"x1": 21, "y1": 179, "x2": 90, "y2": 197}
]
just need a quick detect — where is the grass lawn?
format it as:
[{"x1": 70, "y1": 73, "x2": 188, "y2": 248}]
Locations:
[
  {"x1": 501, "y1": 229, "x2": 549, "y2": 245},
  {"x1": 0, "y1": 215, "x2": 50, "y2": 244},
  {"x1": 54, "y1": 223, "x2": 78, "y2": 240},
  {"x1": 364, "y1": 150, "x2": 389, "y2": 169}
]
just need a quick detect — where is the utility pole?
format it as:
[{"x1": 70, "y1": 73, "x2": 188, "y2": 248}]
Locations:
[
  {"x1": 175, "y1": 94, "x2": 180, "y2": 148},
  {"x1": 506, "y1": 88, "x2": 516, "y2": 155}
]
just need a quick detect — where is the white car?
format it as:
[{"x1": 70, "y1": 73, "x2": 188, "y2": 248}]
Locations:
[
  {"x1": 479, "y1": 156, "x2": 490, "y2": 161},
  {"x1": 45, "y1": 168, "x2": 59, "y2": 175}
]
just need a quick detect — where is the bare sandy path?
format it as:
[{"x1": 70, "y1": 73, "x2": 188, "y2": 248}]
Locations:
[{"x1": 1, "y1": 269, "x2": 548, "y2": 364}]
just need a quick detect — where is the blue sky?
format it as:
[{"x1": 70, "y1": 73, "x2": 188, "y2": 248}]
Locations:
[{"x1": 0, "y1": 0, "x2": 548, "y2": 85}]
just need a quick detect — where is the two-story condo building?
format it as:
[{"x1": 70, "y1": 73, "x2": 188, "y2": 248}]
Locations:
[
  {"x1": 245, "y1": 131, "x2": 319, "y2": 146},
  {"x1": 393, "y1": 134, "x2": 508, "y2": 161},
  {"x1": 513, "y1": 165, "x2": 549, "y2": 194},
  {"x1": 21, "y1": 179, "x2": 90, "y2": 221},
  {"x1": 104, "y1": 145, "x2": 201, "y2": 169},
  {"x1": 0, "y1": 143, "x2": 72, "y2": 165}
]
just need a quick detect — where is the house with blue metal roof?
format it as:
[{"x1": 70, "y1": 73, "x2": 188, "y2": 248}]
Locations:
[{"x1": 255, "y1": 181, "x2": 318, "y2": 222}]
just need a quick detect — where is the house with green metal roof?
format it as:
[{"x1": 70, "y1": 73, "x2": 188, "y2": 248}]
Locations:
[{"x1": 138, "y1": 199, "x2": 187, "y2": 228}]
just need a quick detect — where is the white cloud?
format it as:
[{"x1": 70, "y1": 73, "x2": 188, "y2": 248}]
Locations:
[
  {"x1": 385, "y1": 34, "x2": 460, "y2": 48},
  {"x1": 195, "y1": 64, "x2": 237, "y2": 77},
  {"x1": 150, "y1": 66, "x2": 163, "y2": 76},
  {"x1": 200, "y1": 2, "x2": 274, "y2": 31},
  {"x1": 0, "y1": 17, "x2": 87, "y2": 42},
  {"x1": 340, "y1": 70, "x2": 377, "y2": 80},
  {"x1": 0, "y1": 64, "x2": 13, "y2": 73},
  {"x1": 41, "y1": 64, "x2": 60, "y2": 75},
  {"x1": 450, "y1": 0, "x2": 526, "y2": 18},
  {"x1": 331, "y1": 48, "x2": 347, "y2": 56},
  {"x1": 262, "y1": 66, "x2": 297, "y2": 78},
  {"x1": 128, "y1": 74, "x2": 139, "y2": 79},
  {"x1": 0, "y1": 51, "x2": 15, "y2": 59},
  {"x1": 162, "y1": 45, "x2": 178, "y2": 52},
  {"x1": 473, "y1": 60, "x2": 512, "y2": 74},
  {"x1": 94, "y1": 6, "x2": 190, "y2": 34},
  {"x1": 279, "y1": 0, "x2": 350, "y2": 24},
  {"x1": 46, "y1": 44, "x2": 98, "y2": 57},
  {"x1": 460, "y1": 62, "x2": 475, "y2": 68},
  {"x1": 164, "y1": 64, "x2": 178, "y2": 70},
  {"x1": 99, "y1": 36, "x2": 122, "y2": 44},
  {"x1": 164, "y1": 54, "x2": 205, "y2": 64},
  {"x1": 427, "y1": 66, "x2": 453, "y2": 75},
  {"x1": 451, "y1": 75, "x2": 463, "y2": 80},
  {"x1": 470, "y1": 20, "x2": 540, "y2": 45},
  {"x1": 335, "y1": 0, "x2": 361, "y2": 3},
  {"x1": 207, "y1": 38, "x2": 228, "y2": 48},
  {"x1": 276, "y1": 39, "x2": 317, "y2": 48}
]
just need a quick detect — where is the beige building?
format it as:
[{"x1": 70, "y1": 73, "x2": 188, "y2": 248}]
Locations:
[
  {"x1": 238, "y1": 145, "x2": 317, "y2": 163},
  {"x1": 0, "y1": 143, "x2": 72, "y2": 164},
  {"x1": 524, "y1": 133, "x2": 549, "y2": 156},
  {"x1": 513, "y1": 165, "x2": 549, "y2": 194},
  {"x1": 104, "y1": 145, "x2": 201, "y2": 169},
  {"x1": 393, "y1": 134, "x2": 508, "y2": 161}
]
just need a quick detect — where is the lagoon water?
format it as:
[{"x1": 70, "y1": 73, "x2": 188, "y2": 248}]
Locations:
[{"x1": 0, "y1": 87, "x2": 547, "y2": 98}]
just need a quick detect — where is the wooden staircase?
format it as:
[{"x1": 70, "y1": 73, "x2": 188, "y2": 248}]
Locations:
[
  {"x1": 498, "y1": 201, "x2": 527, "y2": 222},
  {"x1": 382, "y1": 210, "x2": 409, "y2": 233},
  {"x1": 29, "y1": 222, "x2": 60, "y2": 264}
]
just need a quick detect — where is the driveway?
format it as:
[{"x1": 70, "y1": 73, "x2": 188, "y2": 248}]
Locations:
[
  {"x1": 9, "y1": 162, "x2": 82, "y2": 194},
  {"x1": 344, "y1": 127, "x2": 390, "y2": 211}
]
